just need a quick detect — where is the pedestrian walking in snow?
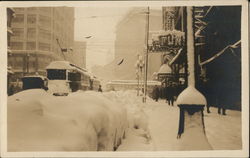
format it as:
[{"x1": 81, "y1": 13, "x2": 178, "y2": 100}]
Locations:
[
  {"x1": 152, "y1": 85, "x2": 160, "y2": 102},
  {"x1": 165, "y1": 83, "x2": 174, "y2": 106},
  {"x1": 8, "y1": 84, "x2": 14, "y2": 96},
  {"x1": 216, "y1": 84, "x2": 230, "y2": 115},
  {"x1": 98, "y1": 85, "x2": 103, "y2": 92}
]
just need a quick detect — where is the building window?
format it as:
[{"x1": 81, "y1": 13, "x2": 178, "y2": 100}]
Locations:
[
  {"x1": 14, "y1": 8, "x2": 25, "y2": 12},
  {"x1": 14, "y1": 56, "x2": 24, "y2": 69},
  {"x1": 27, "y1": 28, "x2": 36, "y2": 39},
  {"x1": 12, "y1": 28, "x2": 24, "y2": 39},
  {"x1": 10, "y1": 42, "x2": 23, "y2": 50},
  {"x1": 27, "y1": 7, "x2": 37, "y2": 11},
  {"x1": 39, "y1": 29, "x2": 51, "y2": 40},
  {"x1": 39, "y1": 42, "x2": 50, "y2": 51},
  {"x1": 12, "y1": 14, "x2": 24, "y2": 23},
  {"x1": 39, "y1": 15, "x2": 51, "y2": 27},
  {"x1": 39, "y1": 7, "x2": 51, "y2": 13},
  {"x1": 27, "y1": 42, "x2": 36, "y2": 50},
  {"x1": 27, "y1": 14, "x2": 36, "y2": 24}
]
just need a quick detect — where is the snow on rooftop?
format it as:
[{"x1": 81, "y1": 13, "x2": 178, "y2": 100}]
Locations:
[
  {"x1": 46, "y1": 61, "x2": 73, "y2": 70},
  {"x1": 22, "y1": 75, "x2": 47, "y2": 80},
  {"x1": 158, "y1": 64, "x2": 172, "y2": 74}
]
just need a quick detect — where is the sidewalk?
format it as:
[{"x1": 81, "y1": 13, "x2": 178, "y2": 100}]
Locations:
[
  {"x1": 147, "y1": 100, "x2": 180, "y2": 150},
  {"x1": 148, "y1": 100, "x2": 242, "y2": 150},
  {"x1": 118, "y1": 99, "x2": 242, "y2": 151}
]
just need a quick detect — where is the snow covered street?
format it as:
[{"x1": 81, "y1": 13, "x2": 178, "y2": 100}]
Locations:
[{"x1": 7, "y1": 90, "x2": 242, "y2": 151}]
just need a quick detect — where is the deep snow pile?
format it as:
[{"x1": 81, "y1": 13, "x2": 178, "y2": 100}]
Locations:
[
  {"x1": 8, "y1": 89, "x2": 127, "y2": 151},
  {"x1": 8, "y1": 89, "x2": 240, "y2": 152},
  {"x1": 103, "y1": 90, "x2": 153, "y2": 134},
  {"x1": 102, "y1": 90, "x2": 156, "y2": 150}
]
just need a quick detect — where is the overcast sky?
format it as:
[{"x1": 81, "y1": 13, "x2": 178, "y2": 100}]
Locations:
[{"x1": 74, "y1": 7, "x2": 131, "y2": 70}]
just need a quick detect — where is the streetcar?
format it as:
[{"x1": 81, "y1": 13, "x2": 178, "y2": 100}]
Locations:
[
  {"x1": 21, "y1": 75, "x2": 48, "y2": 91},
  {"x1": 46, "y1": 61, "x2": 100, "y2": 96}
]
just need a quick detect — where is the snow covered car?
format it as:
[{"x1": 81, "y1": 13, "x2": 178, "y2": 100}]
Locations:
[{"x1": 21, "y1": 75, "x2": 48, "y2": 91}]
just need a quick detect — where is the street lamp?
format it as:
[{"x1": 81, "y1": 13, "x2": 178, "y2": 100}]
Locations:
[
  {"x1": 135, "y1": 54, "x2": 144, "y2": 97},
  {"x1": 143, "y1": 6, "x2": 150, "y2": 103}
]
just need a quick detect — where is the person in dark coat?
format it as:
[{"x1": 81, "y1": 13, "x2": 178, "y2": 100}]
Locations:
[
  {"x1": 8, "y1": 84, "x2": 14, "y2": 96},
  {"x1": 98, "y1": 85, "x2": 103, "y2": 92},
  {"x1": 166, "y1": 83, "x2": 174, "y2": 106},
  {"x1": 153, "y1": 85, "x2": 160, "y2": 102},
  {"x1": 217, "y1": 85, "x2": 230, "y2": 115}
]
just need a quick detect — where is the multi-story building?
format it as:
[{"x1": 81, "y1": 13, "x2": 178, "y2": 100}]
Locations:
[
  {"x1": 161, "y1": 6, "x2": 241, "y2": 110},
  {"x1": 8, "y1": 7, "x2": 74, "y2": 79},
  {"x1": 70, "y1": 41, "x2": 86, "y2": 68},
  {"x1": 157, "y1": 7, "x2": 186, "y2": 87},
  {"x1": 162, "y1": 7, "x2": 178, "y2": 31},
  {"x1": 7, "y1": 8, "x2": 15, "y2": 95},
  {"x1": 114, "y1": 8, "x2": 162, "y2": 80},
  {"x1": 7, "y1": 8, "x2": 15, "y2": 56}
]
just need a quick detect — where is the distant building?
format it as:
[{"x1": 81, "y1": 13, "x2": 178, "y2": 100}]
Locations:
[
  {"x1": 114, "y1": 8, "x2": 162, "y2": 80},
  {"x1": 70, "y1": 41, "x2": 86, "y2": 68},
  {"x1": 162, "y1": 7, "x2": 179, "y2": 31},
  {"x1": 8, "y1": 7, "x2": 74, "y2": 79}
]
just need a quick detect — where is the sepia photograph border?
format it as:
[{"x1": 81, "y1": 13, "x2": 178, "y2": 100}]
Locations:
[{"x1": 0, "y1": 0, "x2": 249, "y2": 157}]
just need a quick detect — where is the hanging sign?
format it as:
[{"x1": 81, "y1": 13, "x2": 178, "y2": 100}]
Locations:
[{"x1": 148, "y1": 30, "x2": 185, "y2": 53}]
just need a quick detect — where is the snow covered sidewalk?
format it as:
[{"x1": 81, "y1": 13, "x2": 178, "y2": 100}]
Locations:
[{"x1": 118, "y1": 99, "x2": 242, "y2": 151}]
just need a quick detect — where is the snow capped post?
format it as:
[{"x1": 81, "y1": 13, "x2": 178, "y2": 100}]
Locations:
[{"x1": 175, "y1": 7, "x2": 212, "y2": 150}]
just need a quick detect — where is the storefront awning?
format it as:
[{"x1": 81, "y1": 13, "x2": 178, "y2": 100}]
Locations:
[
  {"x1": 7, "y1": 27, "x2": 13, "y2": 34},
  {"x1": 169, "y1": 48, "x2": 183, "y2": 65},
  {"x1": 157, "y1": 64, "x2": 171, "y2": 74},
  {"x1": 8, "y1": 66, "x2": 14, "y2": 74},
  {"x1": 7, "y1": 47, "x2": 12, "y2": 53}
]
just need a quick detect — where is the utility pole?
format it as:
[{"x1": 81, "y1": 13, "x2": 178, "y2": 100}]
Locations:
[
  {"x1": 56, "y1": 38, "x2": 66, "y2": 60},
  {"x1": 143, "y1": 6, "x2": 150, "y2": 103}
]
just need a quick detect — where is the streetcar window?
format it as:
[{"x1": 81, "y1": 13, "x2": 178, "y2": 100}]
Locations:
[
  {"x1": 68, "y1": 72, "x2": 81, "y2": 81},
  {"x1": 47, "y1": 69, "x2": 66, "y2": 80},
  {"x1": 22, "y1": 77, "x2": 44, "y2": 90}
]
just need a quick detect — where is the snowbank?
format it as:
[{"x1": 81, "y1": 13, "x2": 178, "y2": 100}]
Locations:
[
  {"x1": 103, "y1": 90, "x2": 150, "y2": 131},
  {"x1": 8, "y1": 89, "x2": 127, "y2": 151},
  {"x1": 103, "y1": 90, "x2": 154, "y2": 146}
]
